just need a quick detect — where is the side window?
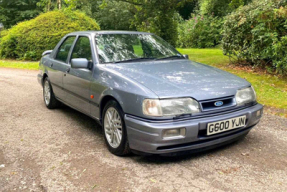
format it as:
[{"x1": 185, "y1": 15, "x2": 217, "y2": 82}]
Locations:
[
  {"x1": 55, "y1": 36, "x2": 76, "y2": 63},
  {"x1": 71, "y1": 36, "x2": 92, "y2": 61}
]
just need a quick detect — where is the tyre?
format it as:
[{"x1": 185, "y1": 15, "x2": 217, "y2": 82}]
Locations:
[
  {"x1": 102, "y1": 100, "x2": 131, "y2": 156},
  {"x1": 43, "y1": 77, "x2": 61, "y2": 109}
]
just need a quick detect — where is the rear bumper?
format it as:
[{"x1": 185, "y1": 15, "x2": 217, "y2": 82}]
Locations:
[{"x1": 125, "y1": 104, "x2": 263, "y2": 155}]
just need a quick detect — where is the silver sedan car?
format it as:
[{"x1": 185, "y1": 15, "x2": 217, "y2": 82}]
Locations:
[{"x1": 38, "y1": 31, "x2": 263, "y2": 156}]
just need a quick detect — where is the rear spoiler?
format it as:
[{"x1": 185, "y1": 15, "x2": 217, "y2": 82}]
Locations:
[{"x1": 42, "y1": 50, "x2": 52, "y2": 57}]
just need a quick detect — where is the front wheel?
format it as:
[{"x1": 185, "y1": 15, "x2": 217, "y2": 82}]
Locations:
[
  {"x1": 102, "y1": 100, "x2": 131, "y2": 156},
  {"x1": 43, "y1": 77, "x2": 61, "y2": 109}
]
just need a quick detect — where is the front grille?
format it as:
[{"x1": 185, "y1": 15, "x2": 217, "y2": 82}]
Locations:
[{"x1": 200, "y1": 96, "x2": 236, "y2": 112}]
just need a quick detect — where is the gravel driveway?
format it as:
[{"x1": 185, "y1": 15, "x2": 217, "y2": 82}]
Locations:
[{"x1": 0, "y1": 68, "x2": 287, "y2": 192}]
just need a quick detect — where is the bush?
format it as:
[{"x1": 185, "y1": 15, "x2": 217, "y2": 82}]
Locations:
[
  {"x1": 0, "y1": 10, "x2": 100, "y2": 60},
  {"x1": 222, "y1": 0, "x2": 287, "y2": 74},
  {"x1": 200, "y1": 0, "x2": 252, "y2": 17},
  {"x1": 177, "y1": 14, "x2": 224, "y2": 48},
  {"x1": 0, "y1": 29, "x2": 8, "y2": 43}
]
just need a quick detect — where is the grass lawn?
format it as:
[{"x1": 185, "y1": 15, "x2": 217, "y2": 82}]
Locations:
[
  {"x1": 0, "y1": 60, "x2": 39, "y2": 70},
  {"x1": 0, "y1": 49, "x2": 286, "y2": 114},
  {"x1": 178, "y1": 48, "x2": 287, "y2": 114}
]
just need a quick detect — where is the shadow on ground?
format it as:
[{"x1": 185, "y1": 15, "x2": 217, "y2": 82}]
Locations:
[{"x1": 55, "y1": 103, "x2": 247, "y2": 164}]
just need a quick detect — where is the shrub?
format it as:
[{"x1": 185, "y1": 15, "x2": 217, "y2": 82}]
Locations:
[
  {"x1": 0, "y1": 10, "x2": 100, "y2": 60},
  {"x1": 222, "y1": 0, "x2": 287, "y2": 74},
  {"x1": 177, "y1": 14, "x2": 224, "y2": 48},
  {"x1": 0, "y1": 29, "x2": 8, "y2": 44},
  {"x1": 200, "y1": 0, "x2": 252, "y2": 17}
]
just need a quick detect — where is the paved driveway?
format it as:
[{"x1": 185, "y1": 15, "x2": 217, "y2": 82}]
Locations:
[{"x1": 0, "y1": 68, "x2": 286, "y2": 192}]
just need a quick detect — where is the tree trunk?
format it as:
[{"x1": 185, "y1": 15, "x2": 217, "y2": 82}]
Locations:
[
  {"x1": 57, "y1": 0, "x2": 62, "y2": 10},
  {"x1": 47, "y1": 0, "x2": 51, "y2": 11}
]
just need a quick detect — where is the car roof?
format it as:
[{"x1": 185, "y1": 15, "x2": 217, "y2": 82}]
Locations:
[{"x1": 67, "y1": 30, "x2": 153, "y2": 36}]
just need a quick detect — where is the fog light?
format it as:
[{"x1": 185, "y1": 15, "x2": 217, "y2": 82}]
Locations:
[
  {"x1": 163, "y1": 128, "x2": 186, "y2": 139},
  {"x1": 256, "y1": 110, "x2": 261, "y2": 117}
]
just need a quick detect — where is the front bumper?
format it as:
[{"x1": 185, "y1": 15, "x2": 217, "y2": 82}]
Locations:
[
  {"x1": 37, "y1": 73, "x2": 43, "y2": 86},
  {"x1": 125, "y1": 104, "x2": 263, "y2": 155}
]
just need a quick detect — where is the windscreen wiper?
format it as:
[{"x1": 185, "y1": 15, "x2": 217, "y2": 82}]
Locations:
[
  {"x1": 115, "y1": 57, "x2": 155, "y2": 63},
  {"x1": 156, "y1": 55, "x2": 184, "y2": 61}
]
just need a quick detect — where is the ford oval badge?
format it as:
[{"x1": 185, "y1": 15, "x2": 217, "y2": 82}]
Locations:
[{"x1": 214, "y1": 101, "x2": 223, "y2": 107}]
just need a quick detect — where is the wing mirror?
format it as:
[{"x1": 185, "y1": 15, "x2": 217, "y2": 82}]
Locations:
[
  {"x1": 42, "y1": 50, "x2": 52, "y2": 57},
  {"x1": 183, "y1": 54, "x2": 189, "y2": 59},
  {"x1": 71, "y1": 58, "x2": 90, "y2": 69}
]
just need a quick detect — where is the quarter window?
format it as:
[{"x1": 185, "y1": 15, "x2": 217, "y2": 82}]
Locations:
[
  {"x1": 71, "y1": 36, "x2": 92, "y2": 61},
  {"x1": 55, "y1": 36, "x2": 76, "y2": 63}
]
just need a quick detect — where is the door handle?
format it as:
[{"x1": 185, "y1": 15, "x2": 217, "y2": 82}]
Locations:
[{"x1": 48, "y1": 62, "x2": 53, "y2": 68}]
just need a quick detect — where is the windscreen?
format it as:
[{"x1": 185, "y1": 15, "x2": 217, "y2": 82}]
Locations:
[{"x1": 95, "y1": 34, "x2": 181, "y2": 63}]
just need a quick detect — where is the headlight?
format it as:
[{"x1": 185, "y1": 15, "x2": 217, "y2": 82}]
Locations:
[
  {"x1": 236, "y1": 86, "x2": 256, "y2": 106},
  {"x1": 143, "y1": 98, "x2": 200, "y2": 117}
]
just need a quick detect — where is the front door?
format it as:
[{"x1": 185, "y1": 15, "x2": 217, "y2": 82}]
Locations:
[
  {"x1": 63, "y1": 36, "x2": 94, "y2": 115},
  {"x1": 49, "y1": 36, "x2": 76, "y2": 100}
]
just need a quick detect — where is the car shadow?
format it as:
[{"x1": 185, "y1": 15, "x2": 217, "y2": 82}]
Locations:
[
  {"x1": 54, "y1": 104, "x2": 248, "y2": 163},
  {"x1": 130, "y1": 138, "x2": 246, "y2": 164},
  {"x1": 57, "y1": 104, "x2": 103, "y2": 135}
]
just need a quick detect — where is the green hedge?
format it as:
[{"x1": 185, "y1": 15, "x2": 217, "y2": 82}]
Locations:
[
  {"x1": 0, "y1": 10, "x2": 100, "y2": 60},
  {"x1": 222, "y1": 0, "x2": 287, "y2": 74}
]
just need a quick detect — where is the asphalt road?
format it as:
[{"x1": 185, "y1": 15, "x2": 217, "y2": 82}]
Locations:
[{"x1": 0, "y1": 68, "x2": 287, "y2": 192}]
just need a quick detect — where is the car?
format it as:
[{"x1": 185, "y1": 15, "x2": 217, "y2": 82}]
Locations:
[{"x1": 38, "y1": 31, "x2": 263, "y2": 156}]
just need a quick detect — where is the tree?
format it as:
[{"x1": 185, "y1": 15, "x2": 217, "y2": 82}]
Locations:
[
  {"x1": 177, "y1": 0, "x2": 199, "y2": 20},
  {"x1": 94, "y1": 0, "x2": 136, "y2": 30},
  {"x1": 37, "y1": 0, "x2": 68, "y2": 12},
  {"x1": 199, "y1": 0, "x2": 252, "y2": 17},
  {"x1": 116, "y1": 0, "x2": 194, "y2": 46},
  {"x1": 0, "y1": 0, "x2": 43, "y2": 28}
]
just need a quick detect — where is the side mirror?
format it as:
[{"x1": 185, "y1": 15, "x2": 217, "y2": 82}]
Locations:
[
  {"x1": 42, "y1": 50, "x2": 52, "y2": 57},
  {"x1": 71, "y1": 58, "x2": 89, "y2": 69},
  {"x1": 183, "y1": 54, "x2": 189, "y2": 59}
]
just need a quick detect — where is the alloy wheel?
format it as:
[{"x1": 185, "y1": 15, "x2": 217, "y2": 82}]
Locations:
[
  {"x1": 104, "y1": 107, "x2": 123, "y2": 148},
  {"x1": 44, "y1": 80, "x2": 51, "y2": 105}
]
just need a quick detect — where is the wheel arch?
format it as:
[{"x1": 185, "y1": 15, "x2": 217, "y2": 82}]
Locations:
[
  {"x1": 100, "y1": 95, "x2": 123, "y2": 123},
  {"x1": 42, "y1": 73, "x2": 48, "y2": 86}
]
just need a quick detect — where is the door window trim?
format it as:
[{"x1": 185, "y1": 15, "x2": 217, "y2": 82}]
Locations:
[{"x1": 54, "y1": 35, "x2": 77, "y2": 64}]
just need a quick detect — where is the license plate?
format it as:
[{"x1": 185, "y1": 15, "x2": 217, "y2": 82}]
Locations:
[{"x1": 207, "y1": 116, "x2": 246, "y2": 136}]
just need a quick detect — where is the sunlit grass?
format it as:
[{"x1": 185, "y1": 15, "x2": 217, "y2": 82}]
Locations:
[
  {"x1": 0, "y1": 60, "x2": 39, "y2": 70},
  {"x1": 178, "y1": 48, "x2": 287, "y2": 111}
]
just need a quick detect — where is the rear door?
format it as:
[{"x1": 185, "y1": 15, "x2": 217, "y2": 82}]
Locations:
[
  {"x1": 48, "y1": 36, "x2": 76, "y2": 100},
  {"x1": 63, "y1": 35, "x2": 94, "y2": 115}
]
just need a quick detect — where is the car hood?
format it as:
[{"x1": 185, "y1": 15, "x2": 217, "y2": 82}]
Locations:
[{"x1": 103, "y1": 60, "x2": 250, "y2": 101}]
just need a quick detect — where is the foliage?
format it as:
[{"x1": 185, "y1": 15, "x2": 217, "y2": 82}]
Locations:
[
  {"x1": 47, "y1": 0, "x2": 97, "y2": 15},
  {"x1": 222, "y1": 0, "x2": 287, "y2": 74},
  {"x1": 0, "y1": 10, "x2": 100, "y2": 60},
  {"x1": 178, "y1": 48, "x2": 287, "y2": 110},
  {"x1": 177, "y1": 0, "x2": 199, "y2": 20},
  {"x1": 117, "y1": 0, "x2": 194, "y2": 46},
  {"x1": 0, "y1": 0, "x2": 43, "y2": 28},
  {"x1": 177, "y1": 14, "x2": 224, "y2": 48},
  {"x1": 199, "y1": 0, "x2": 252, "y2": 17},
  {"x1": 94, "y1": 0, "x2": 136, "y2": 30}
]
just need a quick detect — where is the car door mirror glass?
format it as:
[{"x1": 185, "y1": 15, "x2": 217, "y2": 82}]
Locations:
[{"x1": 71, "y1": 58, "x2": 89, "y2": 69}]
